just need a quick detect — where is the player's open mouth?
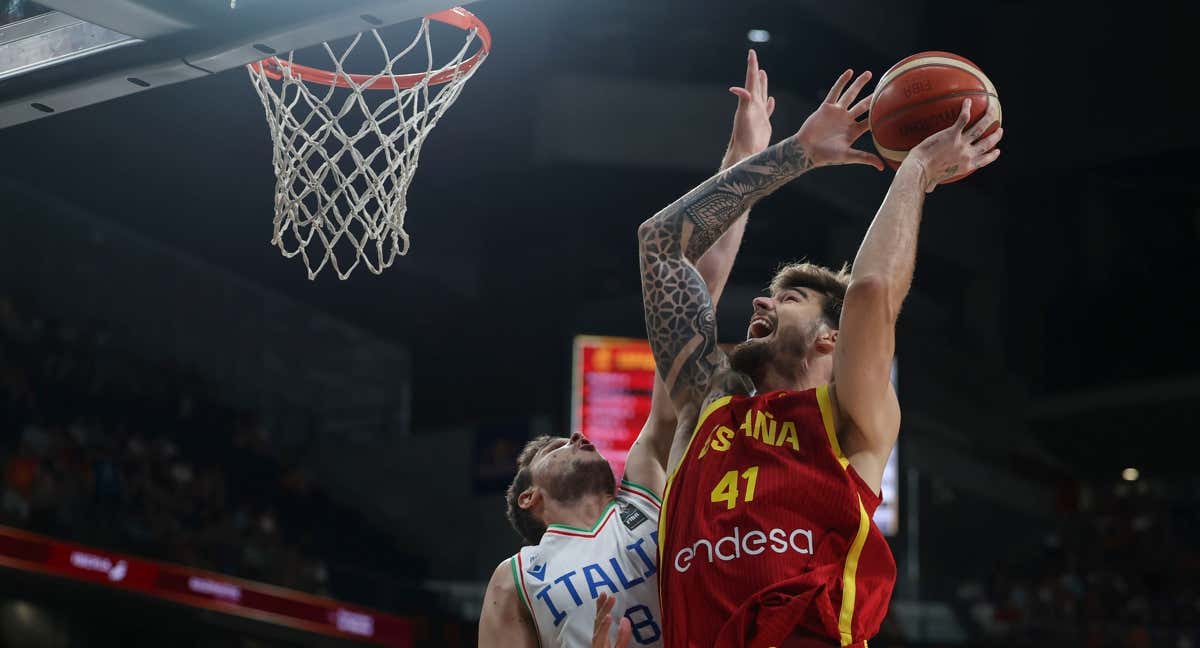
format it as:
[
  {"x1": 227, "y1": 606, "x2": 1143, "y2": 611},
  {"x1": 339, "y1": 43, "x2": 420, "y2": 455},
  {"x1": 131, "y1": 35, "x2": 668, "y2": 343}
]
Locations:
[{"x1": 747, "y1": 317, "x2": 774, "y2": 340}]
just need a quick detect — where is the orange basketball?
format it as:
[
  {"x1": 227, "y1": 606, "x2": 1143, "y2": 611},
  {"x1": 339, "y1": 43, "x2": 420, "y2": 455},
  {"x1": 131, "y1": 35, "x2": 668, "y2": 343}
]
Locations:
[{"x1": 869, "y1": 51, "x2": 1001, "y2": 183}]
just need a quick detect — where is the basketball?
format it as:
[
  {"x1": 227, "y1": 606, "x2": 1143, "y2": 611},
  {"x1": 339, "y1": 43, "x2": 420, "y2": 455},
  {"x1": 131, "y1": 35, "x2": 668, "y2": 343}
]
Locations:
[{"x1": 869, "y1": 51, "x2": 1001, "y2": 183}]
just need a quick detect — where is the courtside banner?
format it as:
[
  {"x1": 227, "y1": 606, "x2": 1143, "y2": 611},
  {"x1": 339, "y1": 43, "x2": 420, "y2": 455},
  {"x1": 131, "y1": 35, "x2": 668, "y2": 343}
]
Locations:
[{"x1": 0, "y1": 525, "x2": 413, "y2": 647}]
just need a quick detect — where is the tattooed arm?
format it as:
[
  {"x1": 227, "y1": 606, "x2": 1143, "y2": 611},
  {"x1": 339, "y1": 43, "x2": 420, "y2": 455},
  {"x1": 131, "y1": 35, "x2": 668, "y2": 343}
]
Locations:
[
  {"x1": 623, "y1": 50, "x2": 774, "y2": 496},
  {"x1": 638, "y1": 136, "x2": 811, "y2": 401},
  {"x1": 639, "y1": 68, "x2": 883, "y2": 472},
  {"x1": 833, "y1": 98, "x2": 1003, "y2": 493}
]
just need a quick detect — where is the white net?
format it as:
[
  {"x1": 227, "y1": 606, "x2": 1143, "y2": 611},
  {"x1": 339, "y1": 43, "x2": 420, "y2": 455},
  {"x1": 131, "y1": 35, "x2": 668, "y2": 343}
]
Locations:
[{"x1": 247, "y1": 14, "x2": 487, "y2": 280}]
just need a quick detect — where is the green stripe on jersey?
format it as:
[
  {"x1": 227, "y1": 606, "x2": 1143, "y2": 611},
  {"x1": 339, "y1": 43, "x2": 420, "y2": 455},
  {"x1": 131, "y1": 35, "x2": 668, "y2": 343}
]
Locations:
[
  {"x1": 544, "y1": 500, "x2": 617, "y2": 534},
  {"x1": 510, "y1": 556, "x2": 535, "y2": 617},
  {"x1": 620, "y1": 478, "x2": 663, "y2": 504}
]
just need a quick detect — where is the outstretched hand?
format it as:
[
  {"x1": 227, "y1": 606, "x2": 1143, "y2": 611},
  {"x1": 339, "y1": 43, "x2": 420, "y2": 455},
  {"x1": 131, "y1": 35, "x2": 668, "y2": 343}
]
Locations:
[
  {"x1": 592, "y1": 593, "x2": 632, "y2": 648},
  {"x1": 727, "y1": 49, "x2": 776, "y2": 162},
  {"x1": 906, "y1": 98, "x2": 1003, "y2": 192},
  {"x1": 794, "y1": 69, "x2": 884, "y2": 170}
]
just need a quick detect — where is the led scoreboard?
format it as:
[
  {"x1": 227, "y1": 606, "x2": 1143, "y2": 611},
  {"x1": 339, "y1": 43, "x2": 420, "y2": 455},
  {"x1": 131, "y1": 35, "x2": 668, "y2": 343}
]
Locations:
[
  {"x1": 571, "y1": 335, "x2": 900, "y2": 536},
  {"x1": 570, "y1": 336, "x2": 657, "y2": 480}
]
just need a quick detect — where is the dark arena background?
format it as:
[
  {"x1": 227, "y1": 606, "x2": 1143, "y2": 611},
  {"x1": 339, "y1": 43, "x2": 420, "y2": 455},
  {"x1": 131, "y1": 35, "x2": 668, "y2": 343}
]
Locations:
[{"x1": 0, "y1": 1, "x2": 1197, "y2": 646}]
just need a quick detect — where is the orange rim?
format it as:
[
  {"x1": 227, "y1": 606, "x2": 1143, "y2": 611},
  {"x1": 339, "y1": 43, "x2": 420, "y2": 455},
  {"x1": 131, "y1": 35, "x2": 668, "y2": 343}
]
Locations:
[{"x1": 248, "y1": 7, "x2": 490, "y2": 91}]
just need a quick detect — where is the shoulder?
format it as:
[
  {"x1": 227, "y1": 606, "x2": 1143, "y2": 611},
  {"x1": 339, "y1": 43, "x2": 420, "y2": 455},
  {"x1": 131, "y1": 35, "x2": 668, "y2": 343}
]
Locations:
[
  {"x1": 485, "y1": 557, "x2": 520, "y2": 595},
  {"x1": 679, "y1": 361, "x2": 751, "y2": 425},
  {"x1": 706, "y1": 368, "x2": 754, "y2": 404},
  {"x1": 664, "y1": 368, "x2": 753, "y2": 479},
  {"x1": 479, "y1": 556, "x2": 540, "y2": 648},
  {"x1": 698, "y1": 369, "x2": 753, "y2": 419}
]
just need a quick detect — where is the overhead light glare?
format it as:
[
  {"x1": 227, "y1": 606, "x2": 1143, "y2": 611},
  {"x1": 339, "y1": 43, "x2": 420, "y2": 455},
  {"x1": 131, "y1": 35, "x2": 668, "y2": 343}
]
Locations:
[{"x1": 747, "y1": 29, "x2": 770, "y2": 44}]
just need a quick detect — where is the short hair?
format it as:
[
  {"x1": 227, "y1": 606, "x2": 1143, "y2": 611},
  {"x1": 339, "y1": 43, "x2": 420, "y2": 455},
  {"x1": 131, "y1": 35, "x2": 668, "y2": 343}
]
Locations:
[
  {"x1": 768, "y1": 261, "x2": 851, "y2": 328},
  {"x1": 505, "y1": 435, "x2": 558, "y2": 545}
]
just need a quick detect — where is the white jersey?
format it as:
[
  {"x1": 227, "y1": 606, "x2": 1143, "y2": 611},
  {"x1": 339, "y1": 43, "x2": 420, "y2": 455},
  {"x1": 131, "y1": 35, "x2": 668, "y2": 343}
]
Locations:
[{"x1": 510, "y1": 479, "x2": 663, "y2": 647}]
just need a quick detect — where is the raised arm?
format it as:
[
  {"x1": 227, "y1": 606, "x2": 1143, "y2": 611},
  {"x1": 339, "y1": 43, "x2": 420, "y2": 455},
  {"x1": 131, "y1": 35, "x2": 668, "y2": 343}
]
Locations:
[
  {"x1": 833, "y1": 98, "x2": 1002, "y2": 491},
  {"x1": 639, "y1": 68, "x2": 883, "y2": 416},
  {"x1": 478, "y1": 560, "x2": 540, "y2": 648},
  {"x1": 697, "y1": 49, "x2": 778, "y2": 305},
  {"x1": 622, "y1": 50, "x2": 774, "y2": 495}
]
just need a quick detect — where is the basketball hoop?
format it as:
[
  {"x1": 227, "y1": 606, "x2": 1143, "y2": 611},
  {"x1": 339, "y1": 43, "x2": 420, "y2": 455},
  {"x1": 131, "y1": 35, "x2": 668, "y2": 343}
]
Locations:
[{"x1": 247, "y1": 7, "x2": 491, "y2": 280}]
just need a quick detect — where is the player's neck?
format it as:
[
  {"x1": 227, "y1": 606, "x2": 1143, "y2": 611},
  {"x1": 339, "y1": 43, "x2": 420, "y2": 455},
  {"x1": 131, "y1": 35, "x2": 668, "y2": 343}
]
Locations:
[
  {"x1": 543, "y1": 491, "x2": 615, "y2": 531},
  {"x1": 757, "y1": 355, "x2": 831, "y2": 393}
]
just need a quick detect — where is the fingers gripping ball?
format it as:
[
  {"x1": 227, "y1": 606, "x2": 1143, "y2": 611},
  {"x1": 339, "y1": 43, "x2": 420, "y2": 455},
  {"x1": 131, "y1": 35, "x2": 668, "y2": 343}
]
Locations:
[{"x1": 869, "y1": 51, "x2": 1001, "y2": 183}]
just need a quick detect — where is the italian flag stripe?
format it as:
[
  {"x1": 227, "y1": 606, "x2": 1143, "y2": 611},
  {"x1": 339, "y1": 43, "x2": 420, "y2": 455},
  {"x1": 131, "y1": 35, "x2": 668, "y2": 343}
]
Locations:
[{"x1": 619, "y1": 479, "x2": 662, "y2": 508}]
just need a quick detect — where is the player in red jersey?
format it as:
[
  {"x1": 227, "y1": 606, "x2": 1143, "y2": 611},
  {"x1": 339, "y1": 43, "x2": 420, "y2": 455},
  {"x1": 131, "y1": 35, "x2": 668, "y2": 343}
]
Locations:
[
  {"x1": 479, "y1": 51, "x2": 779, "y2": 648},
  {"x1": 636, "y1": 58, "x2": 1002, "y2": 647}
]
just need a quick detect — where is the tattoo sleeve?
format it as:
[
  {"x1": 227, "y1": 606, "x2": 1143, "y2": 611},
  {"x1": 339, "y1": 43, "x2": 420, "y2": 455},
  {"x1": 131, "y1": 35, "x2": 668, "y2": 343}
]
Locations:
[{"x1": 638, "y1": 136, "x2": 815, "y2": 404}]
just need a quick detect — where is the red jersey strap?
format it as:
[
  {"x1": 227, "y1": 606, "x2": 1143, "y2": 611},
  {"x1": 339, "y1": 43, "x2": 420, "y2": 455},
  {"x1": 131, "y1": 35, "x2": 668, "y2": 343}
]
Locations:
[
  {"x1": 847, "y1": 466, "x2": 882, "y2": 513},
  {"x1": 815, "y1": 384, "x2": 877, "y2": 646},
  {"x1": 817, "y1": 384, "x2": 884, "y2": 513}
]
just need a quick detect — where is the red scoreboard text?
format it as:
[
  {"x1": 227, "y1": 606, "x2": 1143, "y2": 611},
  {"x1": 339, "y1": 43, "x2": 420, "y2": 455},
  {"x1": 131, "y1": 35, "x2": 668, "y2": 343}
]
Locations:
[{"x1": 571, "y1": 336, "x2": 656, "y2": 479}]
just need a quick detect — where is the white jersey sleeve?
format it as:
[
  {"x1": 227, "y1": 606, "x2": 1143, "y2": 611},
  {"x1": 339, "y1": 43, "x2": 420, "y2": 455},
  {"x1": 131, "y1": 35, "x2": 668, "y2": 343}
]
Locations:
[{"x1": 615, "y1": 477, "x2": 662, "y2": 522}]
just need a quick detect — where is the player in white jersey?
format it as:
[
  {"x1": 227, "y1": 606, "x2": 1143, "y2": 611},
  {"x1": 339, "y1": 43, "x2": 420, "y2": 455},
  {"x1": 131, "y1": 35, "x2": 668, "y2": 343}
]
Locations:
[
  {"x1": 478, "y1": 50, "x2": 777, "y2": 647},
  {"x1": 513, "y1": 461, "x2": 663, "y2": 646}
]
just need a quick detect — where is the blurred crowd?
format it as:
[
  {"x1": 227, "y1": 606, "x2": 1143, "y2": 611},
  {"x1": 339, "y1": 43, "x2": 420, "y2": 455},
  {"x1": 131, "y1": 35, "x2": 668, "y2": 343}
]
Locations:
[
  {"x1": 956, "y1": 477, "x2": 1200, "y2": 647},
  {"x1": 0, "y1": 294, "x2": 413, "y2": 605},
  {"x1": 6, "y1": 286, "x2": 1197, "y2": 645}
]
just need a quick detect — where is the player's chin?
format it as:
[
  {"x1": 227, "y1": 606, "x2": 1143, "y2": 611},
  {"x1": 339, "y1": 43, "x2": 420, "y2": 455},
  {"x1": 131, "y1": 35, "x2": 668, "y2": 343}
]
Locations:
[
  {"x1": 584, "y1": 454, "x2": 610, "y2": 474},
  {"x1": 574, "y1": 452, "x2": 612, "y2": 476}
]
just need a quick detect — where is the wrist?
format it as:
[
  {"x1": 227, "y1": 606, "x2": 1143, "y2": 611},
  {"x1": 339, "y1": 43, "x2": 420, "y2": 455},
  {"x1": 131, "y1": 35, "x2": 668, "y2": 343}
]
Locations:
[
  {"x1": 898, "y1": 153, "x2": 932, "y2": 186},
  {"x1": 786, "y1": 134, "x2": 825, "y2": 169},
  {"x1": 722, "y1": 145, "x2": 762, "y2": 169}
]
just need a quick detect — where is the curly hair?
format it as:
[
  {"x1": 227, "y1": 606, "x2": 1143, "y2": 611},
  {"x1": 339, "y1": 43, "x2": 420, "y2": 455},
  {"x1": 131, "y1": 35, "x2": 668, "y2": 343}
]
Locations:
[{"x1": 769, "y1": 261, "x2": 851, "y2": 328}]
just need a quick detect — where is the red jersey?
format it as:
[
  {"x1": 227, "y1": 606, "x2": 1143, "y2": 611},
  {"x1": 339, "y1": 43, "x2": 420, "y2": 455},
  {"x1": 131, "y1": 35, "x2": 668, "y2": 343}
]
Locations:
[{"x1": 657, "y1": 386, "x2": 895, "y2": 648}]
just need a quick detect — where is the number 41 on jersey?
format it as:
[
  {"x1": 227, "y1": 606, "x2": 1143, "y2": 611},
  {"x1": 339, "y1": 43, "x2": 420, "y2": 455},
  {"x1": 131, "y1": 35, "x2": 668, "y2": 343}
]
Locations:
[{"x1": 710, "y1": 466, "x2": 758, "y2": 510}]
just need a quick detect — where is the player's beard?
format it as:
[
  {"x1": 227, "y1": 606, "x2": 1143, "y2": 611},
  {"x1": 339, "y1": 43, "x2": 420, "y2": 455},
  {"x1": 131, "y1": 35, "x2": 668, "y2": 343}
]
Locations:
[
  {"x1": 728, "y1": 322, "x2": 818, "y2": 384},
  {"x1": 728, "y1": 338, "x2": 771, "y2": 381},
  {"x1": 543, "y1": 455, "x2": 616, "y2": 504}
]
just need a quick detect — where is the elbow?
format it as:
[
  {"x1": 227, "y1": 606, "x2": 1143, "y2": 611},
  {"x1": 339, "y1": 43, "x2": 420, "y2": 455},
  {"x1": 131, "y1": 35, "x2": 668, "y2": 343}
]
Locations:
[
  {"x1": 845, "y1": 275, "x2": 899, "y2": 322},
  {"x1": 637, "y1": 218, "x2": 658, "y2": 251}
]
